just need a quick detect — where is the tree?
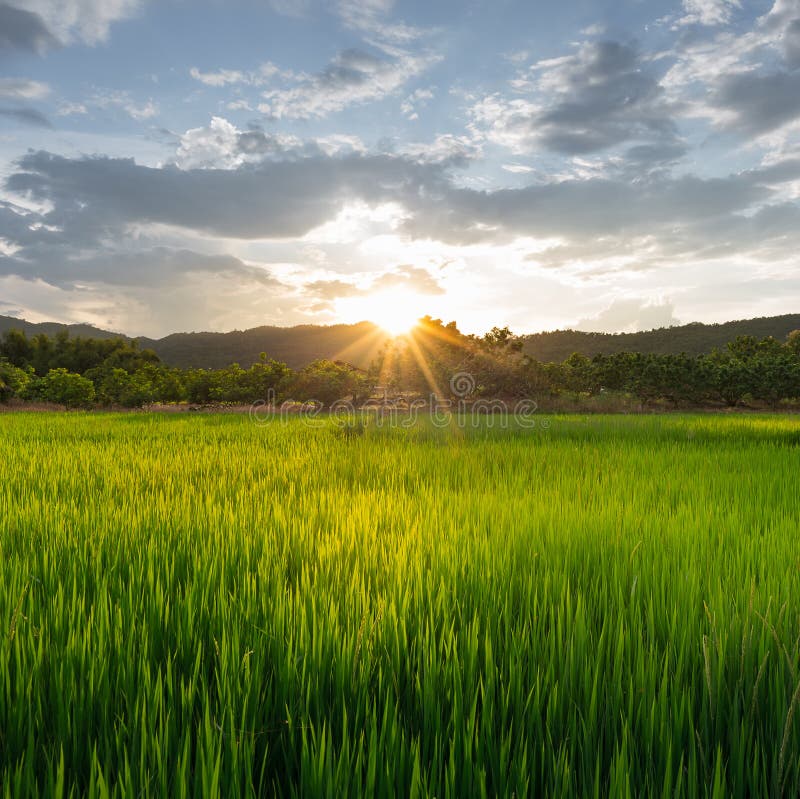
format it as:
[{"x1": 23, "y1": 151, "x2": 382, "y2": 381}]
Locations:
[
  {"x1": 0, "y1": 359, "x2": 31, "y2": 402},
  {"x1": 41, "y1": 368, "x2": 96, "y2": 409},
  {"x1": 0, "y1": 329, "x2": 34, "y2": 367},
  {"x1": 290, "y1": 360, "x2": 373, "y2": 407},
  {"x1": 786, "y1": 330, "x2": 800, "y2": 357}
]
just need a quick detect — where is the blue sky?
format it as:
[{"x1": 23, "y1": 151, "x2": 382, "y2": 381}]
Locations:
[{"x1": 1, "y1": 0, "x2": 799, "y2": 337}]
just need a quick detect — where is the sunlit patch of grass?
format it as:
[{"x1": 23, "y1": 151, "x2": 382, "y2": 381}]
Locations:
[{"x1": 1, "y1": 412, "x2": 799, "y2": 796}]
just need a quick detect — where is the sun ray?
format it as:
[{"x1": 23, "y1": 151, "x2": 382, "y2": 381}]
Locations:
[{"x1": 404, "y1": 327, "x2": 445, "y2": 400}]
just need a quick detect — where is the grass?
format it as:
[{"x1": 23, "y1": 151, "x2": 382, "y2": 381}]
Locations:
[{"x1": 1, "y1": 412, "x2": 799, "y2": 797}]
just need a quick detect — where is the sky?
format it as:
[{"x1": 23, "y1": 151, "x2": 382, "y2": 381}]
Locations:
[{"x1": 1, "y1": 0, "x2": 799, "y2": 338}]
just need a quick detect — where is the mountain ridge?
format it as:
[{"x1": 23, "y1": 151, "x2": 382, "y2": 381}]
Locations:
[{"x1": 2, "y1": 313, "x2": 799, "y2": 369}]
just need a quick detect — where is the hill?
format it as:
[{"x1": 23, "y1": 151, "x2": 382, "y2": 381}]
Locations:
[
  {"x1": 0, "y1": 315, "x2": 126, "y2": 341},
  {"x1": 3, "y1": 313, "x2": 800, "y2": 369},
  {"x1": 138, "y1": 323, "x2": 391, "y2": 371},
  {"x1": 521, "y1": 314, "x2": 800, "y2": 362}
]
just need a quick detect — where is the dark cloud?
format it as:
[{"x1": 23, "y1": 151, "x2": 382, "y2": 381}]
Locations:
[
  {"x1": 403, "y1": 171, "x2": 771, "y2": 247},
  {"x1": 4, "y1": 149, "x2": 800, "y2": 286},
  {"x1": 0, "y1": 245, "x2": 282, "y2": 289},
  {"x1": 0, "y1": 3, "x2": 56, "y2": 52},
  {"x1": 785, "y1": 17, "x2": 800, "y2": 67},
  {"x1": 0, "y1": 107, "x2": 52, "y2": 127},
  {"x1": 713, "y1": 70, "x2": 800, "y2": 135},
  {"x1": 479, "y1": 40, "x2": 682, "y2": 160},
  {"x1": 7, "y1": 150, "x2": 443, "y2": 241},
  {"x1": 622, "y1": 142, "x2": 688, "y2": 171}
]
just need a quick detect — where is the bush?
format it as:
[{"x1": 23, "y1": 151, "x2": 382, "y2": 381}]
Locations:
[
  {"x1": 41, "y1": 368, "x2": 96, "y2": 409},
  {"x1": 0, "y1": 360, "x2": 31, "y2": 402}
]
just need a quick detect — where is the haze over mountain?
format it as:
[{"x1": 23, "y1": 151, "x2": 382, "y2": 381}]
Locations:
[{"x1": 3, "y1": 313, "x2": 799, "y2": 370}]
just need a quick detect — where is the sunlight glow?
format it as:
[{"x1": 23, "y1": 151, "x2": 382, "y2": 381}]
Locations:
[{"x1": 338, "y1": 289, "x2": 422, "y2": 336}]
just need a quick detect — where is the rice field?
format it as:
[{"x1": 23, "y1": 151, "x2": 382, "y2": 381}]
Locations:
[{"x1": 1, "y1": 412, "x2": 799, "y2": 797}]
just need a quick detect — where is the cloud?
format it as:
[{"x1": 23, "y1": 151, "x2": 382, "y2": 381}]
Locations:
[
  {"x1": 56, "y1": 102, "x2": 88, "y2": 116},
  {"x1": 305, "y1": 278, "x2": 364, "y2": 300},
  {"x1": 663, "y1": 1, "x2": 800, "y2": 140},
  {"x1": 0, "y1": 3, "x2": 56, "y2": 52},
  {"x1": 0, "y1": 107, "x2": 51, "y2": 127},
  {"x1": 0, "y1": 78, "x2": 50, "y2": 101},
  {"x1": 785, "y1": 17, "x2": 800, "y2": 66},
  {"x1": 20, "y1": 0, "x2": 143, "y2": 46},
  {"x1": 335, "y1": 0, "x2": 428, "y2": 48},
  {"x1": 189, "y1": 67, "x2": 248, "y2": 88},
  {"x1": 401, "y1": 87, "x2": 434, "y2": 120},
  {"x1": 576, "y1": 298, "x2": 680, "y2": 332},
  {"x1": 399, "y1": 134, "x2": 481, "y2": 165},
  {"x1": 189, "y1": 63, "x2": 293, "y2": 88},
  {"x1": 712, "y1": 70, "x2": 800, "y2": 135},
  {"x1": 676, "y1": 0, "x2": 741, "y2": 27},
  {"x1": 0, "y1": 245, "x2": 279, "y2": 289},
  {"x1": 372, "y1": 264, "x2": 445, "y2": 294},
  {"x1": 258, "y1": 47, "x2": 438, "y2": 120},
  {"x1": 471, "y1": 40, "x2": 681, "y2": 159},
  {"x1": 5, "y1": 147, "x2": 800, "y2": 289},
  {"x1": 173, "y1": 117, "x2": 365, "y2": 169},
  {"x1": 305, "y1": 264, "x2": 444, "y2": 300},
  {"x1": 91, "y1": 90, "x2": 158, "y2": 121},
  {"x1": 4, "y1": 150, "x2": 442, "y2": 242}
]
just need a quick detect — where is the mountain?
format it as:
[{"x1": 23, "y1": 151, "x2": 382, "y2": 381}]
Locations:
[
  {"x1": 137, "y1": 323, "x2": 391, "y2": 370},
  {"x1": 2, "y1": 313, "x2": 800, "y2": 369},
  {"x1": 0, "y1": 315, "x2": 127, "y2": 341},
  {"x1": 520, "y1": 315, "x2": 800, "y2": 363}
]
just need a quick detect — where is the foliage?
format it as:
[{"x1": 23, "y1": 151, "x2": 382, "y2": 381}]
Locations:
[
  {"x1": 290, "y1": 359, "x2": 373, "y2": 407},
  {"x1": 0, "y1": 359, "x2": 31, "y2": 403},
  {"x1": 3, "y1": 327, "x2": 800, "y2": 410},
  {"x1": 36, "y1": 368, "x2": 96, "y2": 408}
]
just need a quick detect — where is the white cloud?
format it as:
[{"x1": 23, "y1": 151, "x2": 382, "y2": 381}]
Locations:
[
  {"x1": 189, "y1": 62, "x2": 293, "y2": 88},
  {"x1": 676, "y1": 0, "x2": 741, "y2": 28},
  {"x1": 399, "y1": 134, "x2": 482, "y2": 164},
  {"x1": 56, "y1": 101, "x2": 88, "y2": 116},
  {"x1": 501, "y1": 163, "x2": 535, "y2": 174},
  {"x1": 0, "y1": 78, "x2": 50, "y2": 100},
  {"x1": 335, "y1": 0, "x2": 428, "y2": 48},
  {"x1": 92, "y1": 90, "x2": 158, "y2": 121},
  {"x1": 401, "y1": 87, "x2": 434, "y2": 119},
  {"x1": 172, "y1": 117, "x2": 365, "y2": 169},
  {"x1": 21, "y1": 0, "x2": 143, "y2": 45},
  {"x1": 174, "y1": 117, "x2": 305, "y2": 170},
  {"x1": 258, "y1": 48, "x2": 439, "y2": 120},
  {"x1": 189, "y1": 68, "x2": 248, "y2": 88}
]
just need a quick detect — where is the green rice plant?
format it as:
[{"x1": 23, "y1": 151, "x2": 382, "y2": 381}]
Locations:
[{"x1": 0, "y1": 412, "x2": 799, "y2": 797}]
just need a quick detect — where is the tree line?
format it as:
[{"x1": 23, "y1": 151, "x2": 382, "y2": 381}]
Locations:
[{"x1": 1, "y1": 319, "x2": 800, "y2": 410}]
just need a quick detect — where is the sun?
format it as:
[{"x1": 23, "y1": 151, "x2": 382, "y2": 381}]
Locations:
[
  {"x1": 339, "y1": 289, "x2": 422, "y2": 336},
  {"x1": 376, "y1": 296, "x2": 421, "y2": 336}
]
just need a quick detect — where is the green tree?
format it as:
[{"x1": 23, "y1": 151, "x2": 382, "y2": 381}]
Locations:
[
  {"x1": 0, "y1": 359, "x2": 31, "y2": 402},
  {"x1": 0, "y1": 329, "x2": 34, "y2": 368},
  {"x1": 41, "y1": 368, "x2": 96, "y2": 409},
  {"x1": 290, "y1": 360, "x2": 372, "y2": 407}
]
